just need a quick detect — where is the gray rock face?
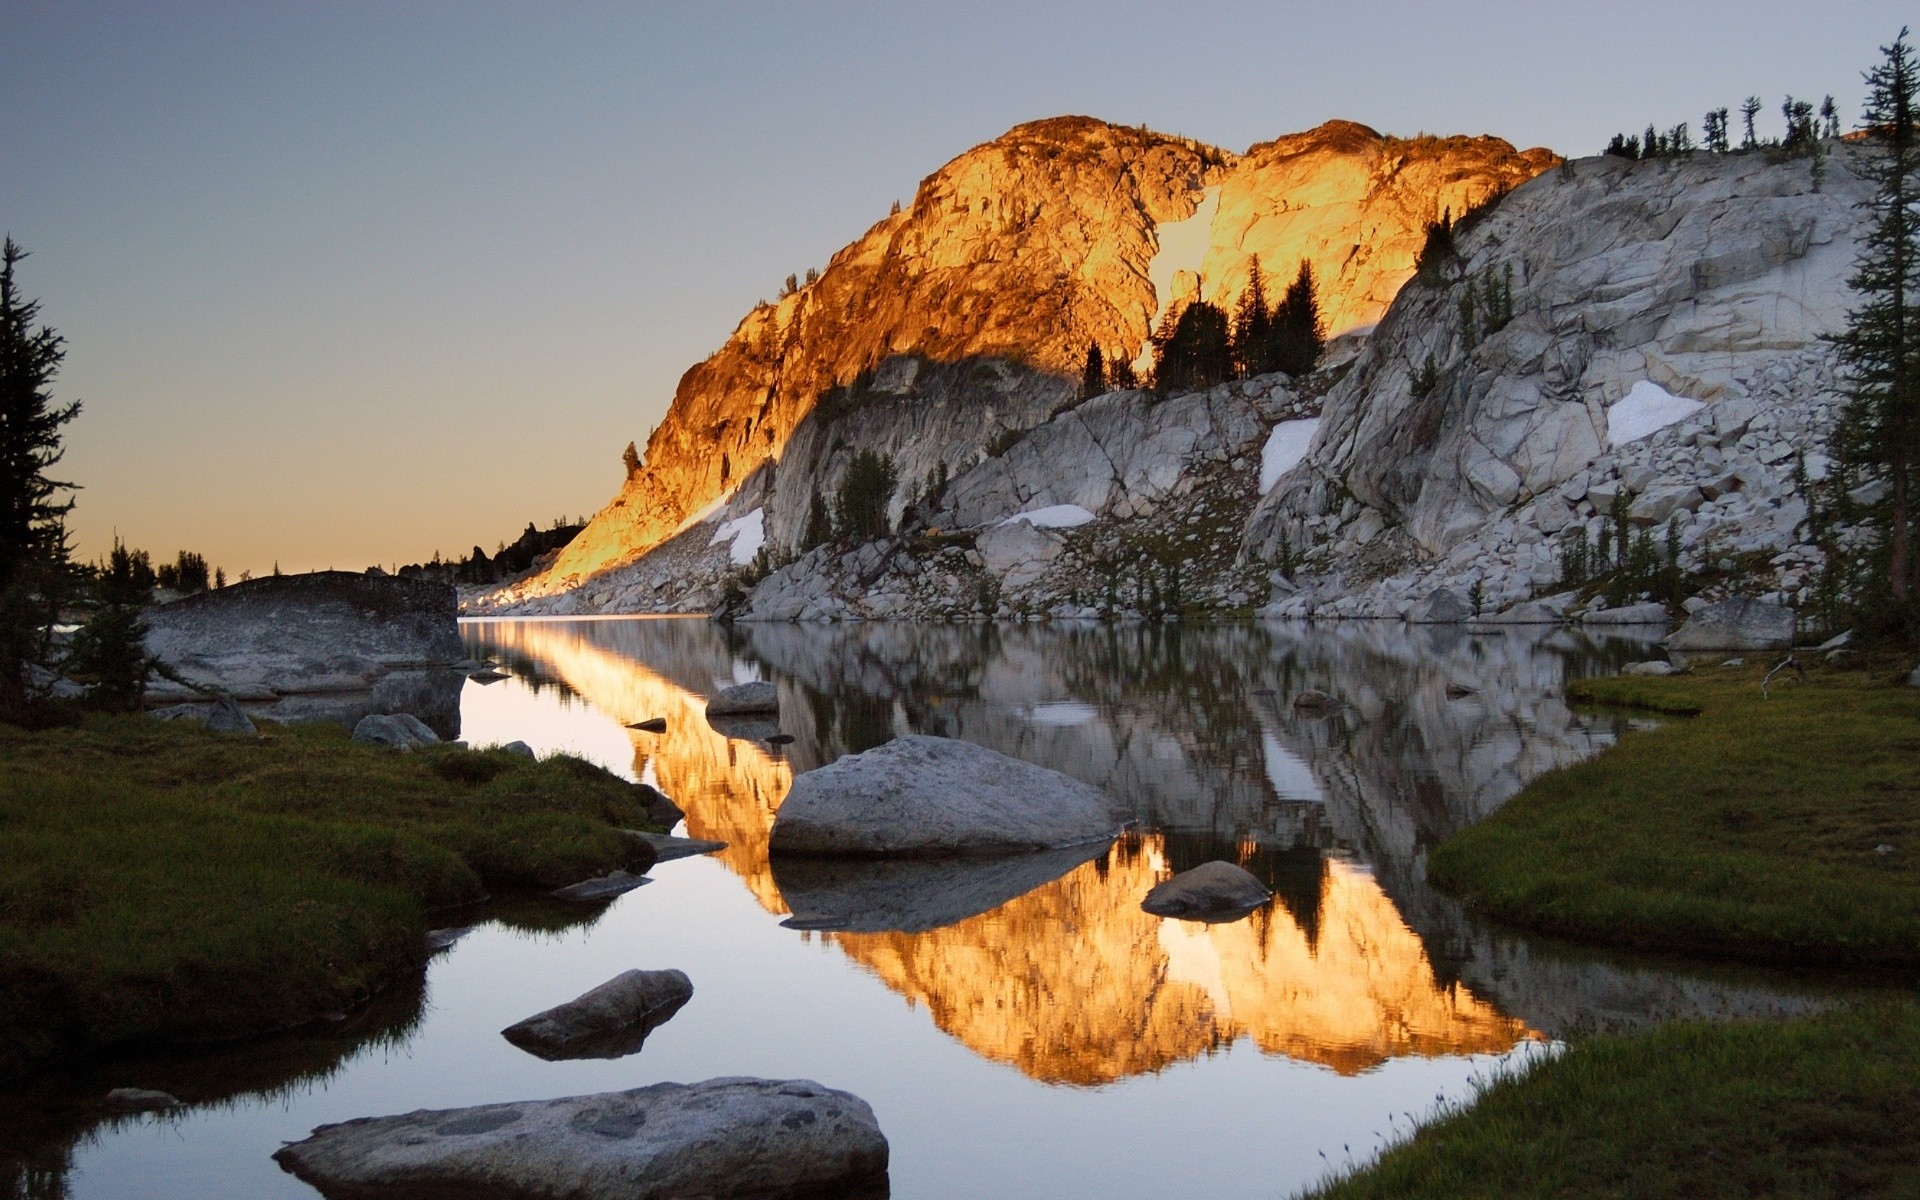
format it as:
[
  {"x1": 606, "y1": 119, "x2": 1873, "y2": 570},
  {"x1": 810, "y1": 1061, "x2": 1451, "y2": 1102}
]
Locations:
[
  {"x1": 773, "y1": 840, "x2": 1112, "y2": 933},
  {"x1": 1408, "y1": 588, "x2": 1470, "y2": 624},
  {"x1": 707, "y1": 681, "x2": 778, "y2": 716},
  {"x1": 144, "y1": 572, "x2": 462, "y2": 707},
  {"x1": 769, "y1": 735, "x2": 1119, "y2": 858},
  {"x1": 1667, "y1": 597, "x2": 1796, "y2": 651},
  {"x1": 351, "y1": 713, "x2": 438, "y2": 750},
  {"x1": 271, "y1": 1077, "x2": 889, "y2": 1200},
  {"x1": 502, "y1": 969, "x2": 694, "y2": 1061},
  {"x1": 1140, "y1": 861, "x2": 1273, "y2": 922}
]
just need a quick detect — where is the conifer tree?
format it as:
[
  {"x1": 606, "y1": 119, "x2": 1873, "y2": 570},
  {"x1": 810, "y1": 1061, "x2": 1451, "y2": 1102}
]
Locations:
[
  {"x1": 1232, "y1": 259, "x2": 1271, "y2": 374},
  {"x1": 1821, "y1": 94, "x2": 1841, "y2": 139},
  {"x1": 803, "y1": 493, "x2": 833, "y2": 550},
  {"x1": 1106, "y1": 354, "x2": 1137, "y2": 391},
  {"x1": 1152, "y1": 301, "x2": 1233, "y2": 393},
  {"x1": 65, "y1": 537, "x2": 153, "y2": 711},
  {"x1": 1704, "y1": 107, "x2": 1731, "y2": 153},
  {"x1": 1080, "y1": 342, "x2": 1105, "y2": 399},
  {"x1": 0, "y1": 238, "x2": 79, "y2": 712},
  {"x1": 1272, "y1": 259, "x2": 1324, "y2": 376},
  {"x1": 1741, "y1": 96, "x2": 1764, "y2": 148},
  {"x1": 1833, "y1": 29, "x2": 1920, "y2": 636},
  {"x1": 833, "y1": 450, "x2": 897, "y2": 543}
]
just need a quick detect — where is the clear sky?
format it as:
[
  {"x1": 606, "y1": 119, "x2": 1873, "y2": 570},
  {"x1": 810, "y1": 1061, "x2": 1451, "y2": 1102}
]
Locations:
[{"x1": 3, "y1": 1, "x2": 1910, "y2": 576}]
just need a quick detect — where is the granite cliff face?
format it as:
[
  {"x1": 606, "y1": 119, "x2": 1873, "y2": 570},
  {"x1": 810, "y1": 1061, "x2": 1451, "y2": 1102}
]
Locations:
[{"x1": 500, "y1": 117, "x2": 1553, "y2": 606}]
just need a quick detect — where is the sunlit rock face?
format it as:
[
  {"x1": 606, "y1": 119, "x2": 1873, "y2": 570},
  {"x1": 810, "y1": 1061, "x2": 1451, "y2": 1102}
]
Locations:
[{"x1": 506, "y1": 118, "x2": 1555, "y2": 602}]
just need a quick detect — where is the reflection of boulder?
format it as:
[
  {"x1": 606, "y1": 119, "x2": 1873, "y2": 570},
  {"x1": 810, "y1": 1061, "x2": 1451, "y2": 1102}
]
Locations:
[
  {"x1": 775, "y1": 840, "x2": 1111, "y2": 933},
  {"x1": 705, "y1": 713, "x2": 781, "y2": 743}
]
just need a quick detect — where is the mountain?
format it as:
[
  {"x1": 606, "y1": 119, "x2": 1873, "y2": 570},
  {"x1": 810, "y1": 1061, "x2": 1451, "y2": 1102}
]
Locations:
[{"x1": 504, "y1": 116, "x2": 1555, "y2": 603}]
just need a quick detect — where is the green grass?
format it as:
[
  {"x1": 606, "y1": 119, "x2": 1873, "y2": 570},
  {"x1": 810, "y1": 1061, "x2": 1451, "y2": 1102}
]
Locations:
[
  {"x1": 1429, "y1": 664, "x2": 1920, "y2": 965},
  {"x1": 1308, "y1": 1003, "x2": 1920, "y2": 1199},
  {"x1": 0, "y1": 715, "x2": 656, "y2": 1079}
]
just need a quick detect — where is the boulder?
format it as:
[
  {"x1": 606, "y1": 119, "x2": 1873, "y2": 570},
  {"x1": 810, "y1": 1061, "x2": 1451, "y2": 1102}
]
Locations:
[
  {"x1": 1408, "y1": 588, "x2": 1470, "y2": 624},
  {"x1": 1140, "y1": 861, "x2": 1273, "y2": 922},
  {"x1": 1668, "y1": 598, "x2": 1796, "y2": 651},
  {"x1": 706, "y1": 681, "x2": 778, "y2": 716},
  {"x1": 638, "y1": 783, "x2": 683, "y2": 829},
  {"x1": 272, "y1": 1077, "x2": 889, "y2": 1200},
  {"x1": 502, "y1": 968, "x2": 694, "y2": 1060},
  {"x1": 499, "y1": 740, "x2": 536, "y2": 758},
  {"x1": 768, "y1": 735, "x2": 1118, "y2": 857},
  {"x1": 352, "y1": 713, "x2": 436, "y2": 750},
  {"x1": 1908, "y1": 663, "x2": 1920, "y2": 688},
  {"x1": 552, "y1": 869, "x2": 652, "y2": 903},
  {"x1": 1583, "y1": 602, "x2": 1671, "y2": 626},
  {"x1": 203, "y1": 696, "x2": 257, "y2": 735}
]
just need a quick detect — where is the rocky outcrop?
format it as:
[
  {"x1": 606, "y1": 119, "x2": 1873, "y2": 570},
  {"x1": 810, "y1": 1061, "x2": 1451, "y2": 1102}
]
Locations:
[
  {"x1": 483, "y1": 117, "x2": 1552, "y2": 610},
  {"x1": 143, "y1": 572, "x2": 468, "y2": 734},
  {"x1": 1667, "y1": 597, "x2": 1797, "y2": 651},
  {"x1": 1247, "y1": 145, "x2": 1869, "y2": 620},
  {"x1": 1139, "y1": 861, "x2": 1273, "y2": 921},
  {"x1": 501, "y1": 969, "x2": 693, "y2": 1060},
  {"x1": 271, "y1": 1078, "x2": 889, "y2": 1200},
  {"x1": 769, "y1": 735, "x2": 1119, "y2": 857}
]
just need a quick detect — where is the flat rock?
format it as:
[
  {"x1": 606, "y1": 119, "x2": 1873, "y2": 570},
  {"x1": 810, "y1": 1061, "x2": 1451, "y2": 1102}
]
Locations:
[
  {"x1": 1140, "y1": 861, "x2": 1273, "y2": 922},
  {"x1": 768, "y1": 735, "x2": 1118, "y2": 858},
  {"x1": 502, "y1": 968, "x2": 694, "y2": 1061},
  {"x1": 551, "y1": 870, "x2": 651, "y2": 903},
  {"x1": 1583, "y1": 602, "x2": 1671, "y2": 626},
  {"x1": 271, "y1": 1077, "x2": 889, "y2": 1200},
  {"x1": 774, "y1": 840, "x2": 1111, "y2": 933},
  {"x1": 706, "y1": 681, "x2": 778, "y2": 716},
  {"x1": 632, "y1": 832, "x2": 728, "y2": 862},
  {"x1": 1667, "y1": 597, "x2": 1796, "y2": 651}
]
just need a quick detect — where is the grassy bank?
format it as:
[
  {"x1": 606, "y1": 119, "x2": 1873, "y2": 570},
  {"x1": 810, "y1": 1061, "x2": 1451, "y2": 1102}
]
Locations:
[
  {"x1": 0, "y1": 715, "x2": 656, "y2": 1079},
  {"x1": 1309, "y1": 1003, "x2": 1920, "y2": 1199},
  {"x1": 1429, "y1": 664, "x2": 1920, "y2": 964}
]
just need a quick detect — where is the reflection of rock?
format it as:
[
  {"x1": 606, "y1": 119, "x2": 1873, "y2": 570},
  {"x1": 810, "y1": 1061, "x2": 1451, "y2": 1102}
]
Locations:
[
  {"x1": 770, "y1": 735, "x2": 1118, "y2": 856},
  {"x1": 501, "y1": 969, "x2": 693, "y2": 1061},
  {"x1": 100, "y1": 1088, "x2": 180, "y2": 1112},
  {"x1": 1140, "y1": 861, "x2": 1271, "y2": 922},
  {"x1": 273, "y1": 1078, "x2": 890, "y2": 1200},
  {"x1": 706, "y1": 713, "x2": 781, "y2": 743},
  {"x1": 775, "y1": 840, "x2": 1111, "y2": 933}
]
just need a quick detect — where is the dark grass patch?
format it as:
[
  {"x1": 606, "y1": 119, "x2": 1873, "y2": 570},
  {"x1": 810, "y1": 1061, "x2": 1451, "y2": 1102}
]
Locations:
[
  {"x1": 1308, "y1": 1004, "x2": 1920, "y2": 1200},
  {"x1": 0, "y1": 716, "x2": 657, "y2": 1079},
  {"x1": 1432, "y1": 666, "x2": 1920, "y2": 964}
]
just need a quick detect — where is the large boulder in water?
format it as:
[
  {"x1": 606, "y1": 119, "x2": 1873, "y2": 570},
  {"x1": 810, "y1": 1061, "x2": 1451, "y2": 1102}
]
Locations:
[
  {"x1": 502, "y1": 968, "x2": 693, "y2": 1060},
  {"x1": 769, "y1": 735, "x2": 1118, "y2": 857},
  {"x1": 272, "y1": 1077, "x2": 889, "y2": 1200},
  {"x1": 1667, "y1": 597, "x2": 1796, "y2": 651},
  {"x1": 706, "y1": 681, "x2": 779, "y2": 715},
  {"x1": 1140, "y1": 861, "x2": 1273, "y2": 922}
]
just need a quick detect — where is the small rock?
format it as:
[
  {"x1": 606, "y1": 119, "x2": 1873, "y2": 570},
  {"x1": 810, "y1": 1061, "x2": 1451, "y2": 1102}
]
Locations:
[
  {"x1": 102, "y1": 1088, "x2": 181, "y2": 1112},
  {"x1": 1140, "y1": 861, "x2": 1272, "y2": 922},
  {"x1": 766, "y1": 733, "x2": 796, "y2": 746},
  {"x1": 204, "y1": 696, "x2": 257, "y2": 735},
  {"x1": 628, "y1": 717, "x2": 669, "y2": 733},
  {"x1": 1621, "y1": 660, "x2": 1679, "y2": 676},
  {"x1": 551, "y1": 870, "x2": 651, "y2": 903},
  {"x1": 499, "y1": 740, "x2": 536, "y2": 758},
  {"x1": 706, "y1": 681, "x2": 778, "y2": 716},
  {"x1": 502, "y1": 968, "x2": 694, "y2": 1061},
  {"x1": 468, "y1": 669, "x2": 510, "y2": 684},
  {"x1": 1722, "y1": 658, "x2": 1747, "y2": 667},
  {"x1": 1876, "y1": 844, "x2": 1897, "y2": 856},
  {"x1": 1292, "y1": 689, "x2": 1337, "y2": 712},
  {"x1": 353, "y1": 713, "x2": 435, "y2": 750},
  {"x1": 1817, "y1": 631, "x2": 1853, "y2": 651}
]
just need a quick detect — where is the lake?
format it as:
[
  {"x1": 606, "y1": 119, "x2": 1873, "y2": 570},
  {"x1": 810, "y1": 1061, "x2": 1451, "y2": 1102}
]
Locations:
[{"x1": 4, "y1": 618, "x2": 1839, "y2": 1199}]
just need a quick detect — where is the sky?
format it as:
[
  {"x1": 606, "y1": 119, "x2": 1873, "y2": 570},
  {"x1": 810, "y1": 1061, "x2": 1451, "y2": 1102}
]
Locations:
[{"x1": 2, "y1": 1, "x2": 1911, "y2": 576}]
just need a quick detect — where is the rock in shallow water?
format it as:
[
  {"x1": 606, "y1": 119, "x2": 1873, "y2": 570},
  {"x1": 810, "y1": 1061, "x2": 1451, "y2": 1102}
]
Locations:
[
  {"x1": 1140, "y1": 861, "x2": 1273, "y2": 922},
  {"x1": 768, "y1": 735, "x2": 1118, "y2": 857},
  {"x1": 502, "y1": 968, "x2": 693, "y2": 1060},
  {"x1": 271, "y1": 1077, "x2": 889, "y2": 1200},
  {"x1": 551, "y1": 869, "x2": 651, "y2": 903},
  {"x1": 706, "y1": 681, "x2": 779, "y2": 716}
]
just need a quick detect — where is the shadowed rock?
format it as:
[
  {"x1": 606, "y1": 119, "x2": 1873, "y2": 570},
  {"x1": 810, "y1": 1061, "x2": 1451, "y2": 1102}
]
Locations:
[
  {"x1": 1140, "y1": 861, "x2": 1273, "y2": 922},
  {"x1": 271, "y1": 1077, "x2": 889, "y2": 1200},
  {"x1": 769, "y1": 735, "x2": 1119, "y2": 857},
  {"x1": 774, "y1": 840, "x2": 1112, "y2": 933},
  {"x1": 502, "y1": 969, "x2": 694, "y2": 1061},
  {"x1": 1667, "y1": 597, "x2": 1796, "y2": 651},
  {"x1": 551, "y1": 869, "x2": 651, "y2": 904}
]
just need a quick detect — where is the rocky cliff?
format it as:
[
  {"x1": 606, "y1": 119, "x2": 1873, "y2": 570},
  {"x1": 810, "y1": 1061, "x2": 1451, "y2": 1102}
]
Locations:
[{"x1": 493, "y1": 117, "x2": 1552, "y2": 607}]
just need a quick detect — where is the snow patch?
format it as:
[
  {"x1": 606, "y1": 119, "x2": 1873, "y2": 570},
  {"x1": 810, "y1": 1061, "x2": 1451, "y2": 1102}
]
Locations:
[
  {"x1": 1260, "y1": 418, "x2": 1321, "y2": 493},
  {"x1": 1607, "y1": 381, "x2": 1704, "y2": 447},
  {"x1": 708, "y1": 508, "x2": 765, "y2": 565},
  {"x1": 1001, "y1": 504, "x2": 1097, "y2": 529}
]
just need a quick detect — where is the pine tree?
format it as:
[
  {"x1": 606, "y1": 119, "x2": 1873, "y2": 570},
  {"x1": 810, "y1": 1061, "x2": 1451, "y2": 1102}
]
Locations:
[
  {"x1": 1080, "y1": 342, "x2": 1105, "y2": 399},
  {"x1": 1704, "y1": 107, "x2": 1731, "y2": 153},
  {"x1": 1152, "y1": 301, "x2": 1233, "y2": 393},
  {"x1": 833, "y1": 450, "x2": 897, "y2": 543},
  {"x1": 65, "y1": 537, "x2": 153, "y2": 711},
  {"x1": 1106, "y1": 354, "x2": 1137, "y2": 391},
  {"x1": 1272, "y1": 259, "x2": 1324, "y2": 376},
  {"x1": 1821, "y1": 94, "x2": 1842, "y2": 139},
  {"x1": 0, "y1": 238, "x2": 79, "y2": 713},
  {"x1": 1832, "y1": 28, "x2": 1920, "y2": 637},
  {"x1": 803, "y1": 493, "x2": 833, "y2": 550},
  {"x1": 1741, "y1": 96, "x2": 1764, "y2": 148},
  {"x1": 1232, "y1": 259, "x2": 1271, "y2": 374}
]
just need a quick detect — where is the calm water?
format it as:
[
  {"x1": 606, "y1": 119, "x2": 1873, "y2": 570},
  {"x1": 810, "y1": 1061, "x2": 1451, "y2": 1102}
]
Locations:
[{"x1": 5, "y1": 619, "x2": 1843, "y2": 1200}]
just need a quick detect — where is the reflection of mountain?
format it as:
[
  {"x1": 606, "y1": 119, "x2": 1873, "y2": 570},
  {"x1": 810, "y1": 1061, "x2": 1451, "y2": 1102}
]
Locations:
[{"x1": 464, "y1": 619, "x2": 1545, "y2": 1082}]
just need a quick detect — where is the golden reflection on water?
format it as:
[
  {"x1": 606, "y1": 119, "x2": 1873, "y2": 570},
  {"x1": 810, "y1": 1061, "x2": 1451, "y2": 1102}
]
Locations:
[{"x1": 468, "y1": 620, "x2": 1538, "y2": 1082}]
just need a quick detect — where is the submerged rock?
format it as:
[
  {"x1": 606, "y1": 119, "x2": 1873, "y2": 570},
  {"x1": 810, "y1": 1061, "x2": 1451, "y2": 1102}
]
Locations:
[
  {"x1": 272, "y1": 1077, "x2": 889, "y2": 1200},
  {"x1": 632, "y1": 832, "x2": 728, "y2": 862},
  {"x1": 502, "y1": 969, "x2": 694, "y2": 1061},
  {"x1": 551, "y1": 869, "x2": 652, "y2": 903},
  {"x1": 768, "y1": 735, "x2": 1118, "y2": 857},
  {"x1": 1667, "y1": 597, "x2": 1796, "y2": 651},
  {"x1": 1140, "y1": 861, "x2": 1273, "y2": 922},
  {"x1": 707, "y1": 681, "x2": 778, "y2": 716},
  {"x1": 774, "y1": 840, "x2": 1112, "y2": 933}
]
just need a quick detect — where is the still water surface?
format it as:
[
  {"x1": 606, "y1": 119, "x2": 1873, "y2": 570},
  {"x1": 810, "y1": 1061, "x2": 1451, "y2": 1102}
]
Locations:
[{"x1": 9, "y1": 619, "x2": 1838, "y2": 1199}]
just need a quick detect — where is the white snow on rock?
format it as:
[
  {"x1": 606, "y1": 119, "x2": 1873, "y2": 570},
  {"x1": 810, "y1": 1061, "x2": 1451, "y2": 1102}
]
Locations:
[
  {"x1": 1000, "y1": 504, "x2": 1097, "y2": 530},
  {"x1": 1260, "y1": 418, "x2": 1321, "y2": 493},
  {"x1": 1607, "y1": 381, "x2": 1705, "y2": 447},
  {"x1": 708, "y1": 509, "x2": 765, "y2": 565}
]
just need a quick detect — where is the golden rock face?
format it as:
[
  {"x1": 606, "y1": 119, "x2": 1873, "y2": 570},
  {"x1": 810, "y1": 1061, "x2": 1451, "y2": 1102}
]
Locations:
[
  {"x1": 469, "y1": 620, "x2": 1539, "y2": 1083},
  {"x1": 524, "y1": 118, "x2": 1557, "y2": 596}
]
